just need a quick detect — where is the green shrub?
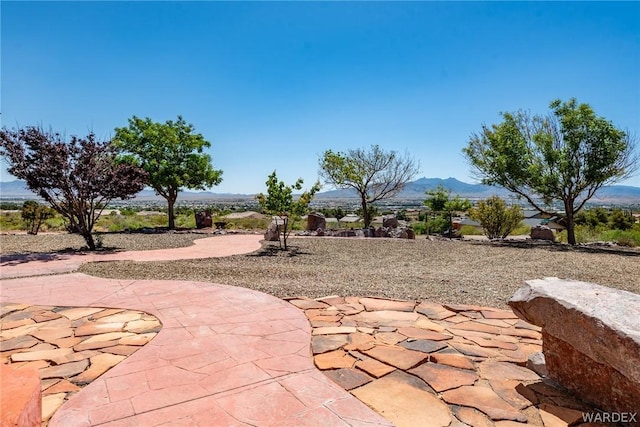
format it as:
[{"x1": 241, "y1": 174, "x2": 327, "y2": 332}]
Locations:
[
  {"x1": 509, "y1": 222, "x2": 531, "y2": 236},
  {"x1": 469, "y1": 196, "x2": 524, "y2": 239},
  {"x1": 459, "y1": 225, "x2": 483, "y2": 235},
  {"x1": 411, "y1": 222, "x2": 428, "y2": 235}
]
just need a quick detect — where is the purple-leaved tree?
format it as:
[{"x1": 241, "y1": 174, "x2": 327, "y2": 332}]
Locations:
[{"x1": 0, "y1": 127, "x2": 148, "y2": 250}]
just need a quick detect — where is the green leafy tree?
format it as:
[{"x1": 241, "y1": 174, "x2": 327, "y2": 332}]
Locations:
[
  {"x1": 319, "y1": 145, "x2": 419, "y2": 228},
  {"x1": 21, "y1": 200, "x2": 55, "y2": 235},
  {"x1": 463, "y1": 98, "x2": 638, "y2": 245},
  {"x1": 256, "y1": 171, "x2": 320, "y2": 250},
  {"x1": 423, "y1": 185, "x2": 472, "y2": 235},
  {"x1": 114, "y1": 116, "x2": 223, "y2": 229},
  {"x1": 470, "y1": 195, "x2": 524, "y2": 239}
]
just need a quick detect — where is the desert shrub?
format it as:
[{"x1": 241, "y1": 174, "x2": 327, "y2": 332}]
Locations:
[
  {"x1": 608, "y1": 209, "x2": 634, "y2": 231},
  {"x1": 411, "y1": 222, "x2": 428, "y2": 235},
  {"x1": 469, "y1": 196, "x2": 524, "y2": 239},
  {"x1": 21, "y1": 201, "x2": 56, "y2": 235},
  {"x1": 459, "y1": 225, "x2": 483, "y2": 235},
  {"x1": 0, "y1": 211, "x2": 25, "y2": 231},
  {"x1": 426, "y1": 217, "x2": 450, "y2": 234}
]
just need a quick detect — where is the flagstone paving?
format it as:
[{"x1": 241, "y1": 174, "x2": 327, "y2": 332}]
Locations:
[
  {"x1": 292, "y1": 296, "x2": 614, "y2": 427},
  {"x1": 0, "y1": 235, "x2": 617, "y2": 426}
]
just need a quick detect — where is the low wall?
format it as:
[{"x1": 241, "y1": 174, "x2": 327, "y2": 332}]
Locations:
[{"x1": 509, "y1": 277, "x2": 640, "y2": 425}]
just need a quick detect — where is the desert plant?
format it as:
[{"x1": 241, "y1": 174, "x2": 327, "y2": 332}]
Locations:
[
  {"x1": 470, "y1": 196, "x2": 524, "y2": 239},
  {"x1": 21, "y1": 200, "x2": 55, "y2": 235}
]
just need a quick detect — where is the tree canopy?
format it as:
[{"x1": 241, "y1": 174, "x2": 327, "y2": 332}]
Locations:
[
  {"x1": 463, "y1": 98, "x2": 638, "y2": 245},
  {"x1": 0, "y1": 127, "x2": 147, "y2": 249},
  {"x1": 469, "y1": 195, "x2": 524, "y2": 239},
  {"x1": 113, "y1": 116, "x2": 223, "y2": 229},
  {"x1": 423, "y1": 185, "x2": 472, "y2": 235},
  {"x1": 256, "y1": 171, "x2": 320, "y2": 250},
  {"x1": 319, "y1": 145, "x2": 419, "y2": 228}
]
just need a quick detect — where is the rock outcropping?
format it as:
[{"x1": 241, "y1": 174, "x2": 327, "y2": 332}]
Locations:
[{"x1": 509, "y1": 277, "x2": 640, "y2": 419}]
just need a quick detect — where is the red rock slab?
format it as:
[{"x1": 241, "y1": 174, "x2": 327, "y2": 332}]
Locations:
[
  {"x1": 489, "y1": 379, "x2": 536, "y2": 410},
  {"x1": 351, "y1": 371, "x2": 452, "y2": 427},
  {"x1": 444, "y1": 303, "x2": 492, "y2": 312},
  {"x1": 316, "y1": 295, "x2": 345, "y2": 305},
  {"x1": 0, "y1": 364, "x2": 42, "y2": 427},
  {"x1": 355, "y1": 358, "x2": 396, "y2": 378},
  {"x1": 481, "y1": 309, "x2": 519, "y2": 319},
  {"x1": 314, "y1": 349, "x2": 356, "y2": 370},
  {"x1": 0, "y1": 335, "x2": 40, "y2": 351},
  {"x1": 334, "y1": 303, "x2": 365, "y2": 315},
  {"x1": 448, "y1": 341, "x2": 501, "y2": 358},
  {"x1": 416, "y1": 302, "x2": 457, "y2": 320},
  {"x1": 311, "y1": 334, "x2": 349, "y2": 354},
  {"x1": 43, "y1": 379, "x2": 80, "y2": 395},
  {"x1": 537, "y1": 403, "x2": 585, "y2": 425},
  {"x1": 359, "y1": 297, "x2": 416, "y2": 312},
  {"x1": 363, "y1": 345, "x2": 429, "y2": 370},
  {"x1": 453, "y1": 406, "x2": 494, "y2": 427},
  {"x1": 449, "y1": 321, "x2": 502, "y2": 335},
  {"x1": 429, "y1": 353, "x2": 475, "y2": 370},
  {"x1": 312, "y1": 326, "x2": 357, "y2": 335},
  {"x1": 352, "y1": 310, "x2": 420, "y2": 328},
  {"x1": 374, "y1": 331, "x2": 406, "y2": 345},
  {"x1": 398, "y1": 339, "x2": 448, "y2": 354},
  {"x1": 478, "y1": 360, "x2": 540, "y2": 381},
  {"x1": 410, "y1": 362, "x2": 479, "y2": 392},
  {"x1": 467, "y1": 336, "x2": 519, "y2": 351},
  {"x1": 324, "y1": 368, "x2": 374, "y2": 390},
  {"x1": 500, "y1": 327, "x2": 542, "y2": 339},
  {"x1": 396, "y1": 327, "x2": 452, "y2": 341},
  {"x1": 344, "y1": 332, "x2": 375, "y2": 351},
  {"x1": 441, "y1": 385, "x2": 528, "y2": 422},
  {"x1": 288, "y1": 298, "x2": 329, "y2": 310}
]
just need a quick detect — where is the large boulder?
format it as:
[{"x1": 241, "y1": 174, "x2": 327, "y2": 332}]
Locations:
[
  {"x1": 264, "y1": 221, "x2": 280, "y2": 241},
  {"x1": 509, "y1": 278, "x2": 640, "y2": 417},
  {"x1": 194, "y1": 210, "x2": 213, "y2": 229},
  {"x1": 530, "y1": 225, "x2": 554, "y2": 242},
  {"x1": 307, "y1": 213, "x2": 327, "y2": 231},
  {"x1": 383, "y1": 215, "x2": 399, "y2": 228}
]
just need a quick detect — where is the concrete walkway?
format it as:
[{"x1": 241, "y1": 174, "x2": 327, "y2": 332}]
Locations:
[{"x1": 1, "y1": 235, "x2": 390, "y2": 426}]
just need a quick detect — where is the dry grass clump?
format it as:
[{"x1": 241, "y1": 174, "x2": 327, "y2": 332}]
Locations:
[
  {"x1": 0, "y1": 232, "x2": 207, "y2": 255},
  {"x1": 78, "y1": 237, "x2": 640, "y2": 308}
]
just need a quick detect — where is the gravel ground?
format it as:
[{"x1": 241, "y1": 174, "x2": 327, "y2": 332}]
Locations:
[
  {"x1": 75, "y1": 237, "x2": 640, "y2": 308},
  {"x1": 0, "y1": 232, "x2": 207, "y2": 254}
]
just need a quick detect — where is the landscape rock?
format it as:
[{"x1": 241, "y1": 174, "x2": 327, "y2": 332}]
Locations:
[
  {"x1": 194, "y1": 209, "x2": 213, "y2": 229},
  {"x1": 526, "y1": 351, "x2": 548, "y2": 377},
  {"x1": 530, "y1": 225, "x2": 554, "y2": 241},
  {"x1": 306, "y1": 213, "x2": 326, "y2": 231},
  {"x1": 509, "y1": 277, "x2": 640, "y2": 416},
  {"x1": 264, "y1": 220, "x2": 280, "y2": 241},
  {"x1": 382, "y1": 215, "x2": 399, "y2": 228}
]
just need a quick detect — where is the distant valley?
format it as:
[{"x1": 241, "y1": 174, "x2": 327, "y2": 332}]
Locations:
[{"x1": 1, "y1": 177, "x2": 639, "y2": 205}]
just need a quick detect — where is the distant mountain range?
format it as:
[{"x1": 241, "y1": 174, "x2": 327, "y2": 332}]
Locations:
[{"x1": 1, "y1": 177, "x2": 639, "y2": 204}]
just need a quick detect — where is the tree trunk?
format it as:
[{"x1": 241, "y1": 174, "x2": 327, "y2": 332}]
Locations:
[
  {"x1": 167, "y1": 194, "x2": 177, "y2": 230},
  {"x1": 282, "y1": 217, "x2": 288, "y2": 250},
  {"x1": 361, "y1": 198, "x2": 370, "y2": 228},
  {"x1": 82, "y1": 231, "x2": 96, "y2": 251},
  {"x1": 565, "y1": 201, "x2": 576, "y2": 245}
]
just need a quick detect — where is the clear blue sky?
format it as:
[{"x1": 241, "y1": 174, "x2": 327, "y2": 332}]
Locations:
[{"x1": 2, "y1": 1, "x2": 639, "y2": 194}]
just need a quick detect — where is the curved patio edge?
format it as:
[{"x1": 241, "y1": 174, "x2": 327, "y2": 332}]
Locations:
[
  {"x1": 0, "y1": 234, "x2": 264, "y2": 280},
  {"x1": 0, "y1": 273, "x2": 391, "y2": 426}
]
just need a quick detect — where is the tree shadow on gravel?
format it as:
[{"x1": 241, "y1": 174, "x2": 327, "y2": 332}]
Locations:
[
  {"x1": 249, "y1": 245, "x2": 311, "y2": 258},
  {"x1": 471, "y1": 240, "x2": 640, "y2": 257}
]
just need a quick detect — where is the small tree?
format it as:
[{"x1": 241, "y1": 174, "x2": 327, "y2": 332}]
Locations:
[
  {"x1": 21, "y1": 200, "x2": 55, "y2": 235},
  {"x1": 469, "y1": 196, "x2": 524, "y2": 239},
  {"x1": 256, "y1": 171, "x2": 320, "y2": 250},
  {"x1": 609, "y1": 208, "x2": 634, "y2": 230},
  {"x1": 319, "y1": 145, "x2": 419, "y2": 228},
  {"x1": 423, "y1": 185, "x2": 472, "y2": 235},
  {"x1": 114, "y1": 116, "x2": 223, "y2": 229},
  {"x1": 1, "y1": 127, "x2": 147, "y2": 249},
  {"x1": 464, "y1": 98, "x2": 638, "y2": 245}
]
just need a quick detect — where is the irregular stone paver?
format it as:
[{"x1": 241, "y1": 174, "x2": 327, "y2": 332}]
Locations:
[
  {"x1": 302, "y1": 294, "x2": 609, "y2": 427},
  {"x1": 409, "y1": 362, "x2": 478, "y2": 392},
  {"x1": 352, "y1": 371, "x2": 452, "y2": 427},
  {"x1": 314, "y1": 349, "x2": 356, "y2": 369},
  {"x1": 442, "y1": 385, "x2": 528, "y2": 422},
  {"x1": 323, "y1": 368, "x2": 373, "y2": 390},
  {"x1": 362, "y1": 345, "x2": 429, "y2": 370},
  {"x1": 398, "y1": 339, "x2": 448, "y2": 354},
  {"x1": 359, "y1": 297, "x2": 416, "y2": 312},
  {"x1": 311, "y1": 334, "x2": 349, "y2": 354}
]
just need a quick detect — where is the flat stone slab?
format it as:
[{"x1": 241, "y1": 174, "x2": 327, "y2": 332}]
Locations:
[
  {"x1": 352, "y1": 371, "x2": 452, "y2": 427},
  {"x1": 409, "y1": 362, "x2": 478, "y2": 392},
  {"x1": 442, "y1": 385, "x2": 528, "y2": 422}
]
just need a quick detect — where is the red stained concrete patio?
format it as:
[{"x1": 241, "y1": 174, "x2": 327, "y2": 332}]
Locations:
[{"x1": 1, "y1": 235, "x2": 391, "y2": 426}]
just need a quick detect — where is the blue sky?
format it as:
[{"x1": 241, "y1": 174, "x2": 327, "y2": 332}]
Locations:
[{"x1": 2, "y1": 1, "x2": 639, "y2": 194}]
